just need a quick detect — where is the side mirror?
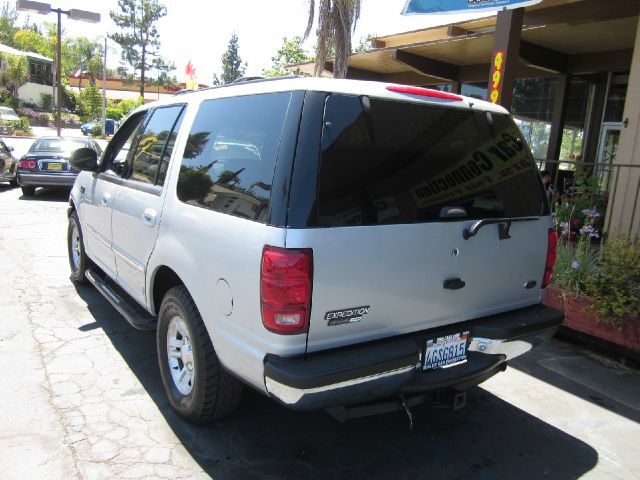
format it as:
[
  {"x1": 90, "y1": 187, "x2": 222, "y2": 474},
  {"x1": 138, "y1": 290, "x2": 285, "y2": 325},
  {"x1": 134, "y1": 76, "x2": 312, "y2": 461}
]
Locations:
[
  {"x1": 70, "y1": 148, "x2": 98, "y2": 172},
  {"x1": 8, "y1": 146, "x2": 14, "y2": 152}
]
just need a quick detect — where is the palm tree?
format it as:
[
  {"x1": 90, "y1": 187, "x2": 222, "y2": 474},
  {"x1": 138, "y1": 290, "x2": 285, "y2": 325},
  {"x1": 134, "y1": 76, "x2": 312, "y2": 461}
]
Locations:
[{"x1": 304, "y1": 0, "x2": 361, "y2": 78}]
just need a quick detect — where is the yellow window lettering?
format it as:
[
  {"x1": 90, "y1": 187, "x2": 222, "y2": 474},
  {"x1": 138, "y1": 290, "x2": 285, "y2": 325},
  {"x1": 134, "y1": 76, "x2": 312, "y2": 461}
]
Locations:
[
  {"x1": 497, "y1": 140, "x2": 516, "y2": 159},
  {"x1": 501, "y1": 132, "x2": 524, "y2": 152},
  {"x1": 473, "y1": 151, "x2": 493, "y2": 171},
  {"x1": 486, "y1": 145, "x2": 509, "y2": 162}
]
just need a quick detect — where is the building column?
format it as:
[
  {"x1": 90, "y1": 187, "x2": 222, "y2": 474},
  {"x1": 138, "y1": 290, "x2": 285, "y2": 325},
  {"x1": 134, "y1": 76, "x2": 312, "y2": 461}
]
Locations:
[
  {"x1": 606, "y1": 17, "x2": 640, "y2": 237},
  {"x1": 582, "y1": 72, "x2": 609, "y2": 165},
  {"x1": 487, "y1": 8, "x2": 524, "y2": 111},
  {"x1": 546, "y1": 73, "x2": 571, "y2": 182}
]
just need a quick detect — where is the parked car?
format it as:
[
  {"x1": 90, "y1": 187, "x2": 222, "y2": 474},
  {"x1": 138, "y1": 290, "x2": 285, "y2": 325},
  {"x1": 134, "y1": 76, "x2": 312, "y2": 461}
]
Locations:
[
  {"x1": 0, "y1": 106, "x2": 20, "y2": 122},
  {"x1": 0, "y1": 137, "x2": 17, "y2": 186},
  {"x1": 68, "y1": 77, "x2": 563, "y2": 423},
  {"x1": 17, "y1": 136, "x2": 102, "y2": 196},
  {"x1": 81, "y1": 118, "x2": 118, "y2": 136}
]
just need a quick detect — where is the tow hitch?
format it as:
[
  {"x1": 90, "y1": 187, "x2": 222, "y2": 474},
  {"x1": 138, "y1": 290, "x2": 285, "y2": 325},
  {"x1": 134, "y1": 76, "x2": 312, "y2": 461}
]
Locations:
[{"x1": 325, "y1": 389, "x2": 468, "y2": 423}]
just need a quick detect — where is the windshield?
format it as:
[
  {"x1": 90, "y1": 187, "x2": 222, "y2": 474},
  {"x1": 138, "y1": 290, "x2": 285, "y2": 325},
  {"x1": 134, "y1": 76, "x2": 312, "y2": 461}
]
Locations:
[{"x1": 29, "y1": 138, "x2": 92, "y2": 153}]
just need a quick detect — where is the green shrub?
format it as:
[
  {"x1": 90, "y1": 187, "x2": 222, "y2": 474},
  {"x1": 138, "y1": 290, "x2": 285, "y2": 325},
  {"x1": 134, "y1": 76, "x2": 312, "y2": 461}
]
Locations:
[
  {"x1": 587, "y1": 236, "x2": 640, "y2": 324},
  {"x1": 1, "y1": 116, "x2": 33, "y2": 135},
  {"x1": 552, "y1": 236, "x2": 599, "y2": 296},
  {"x1": 40, "y1": 93, "x2": 53, "y2": 111}
]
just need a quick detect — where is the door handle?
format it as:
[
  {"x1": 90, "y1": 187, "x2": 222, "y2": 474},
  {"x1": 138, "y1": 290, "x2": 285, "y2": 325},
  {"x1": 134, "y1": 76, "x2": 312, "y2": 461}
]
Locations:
[
  {"x1": 443, "y1": 278, "x2": 466, "y2": 290},
  {"x1": 101, "y1": 192, "x2": 112, "y2": 206},
  {"x1": 142, "y1": 208, "x2": 157, "y2": 227}
]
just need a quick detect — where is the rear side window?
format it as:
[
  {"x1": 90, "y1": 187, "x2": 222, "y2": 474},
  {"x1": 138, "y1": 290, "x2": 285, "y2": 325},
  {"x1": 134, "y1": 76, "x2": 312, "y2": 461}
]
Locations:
[
  {"x1": 177, "y1": 92, "x2": 292, "y2": 223},
  {"x1": 317, "y1": 95, "x2": 546, "y2": 227}
]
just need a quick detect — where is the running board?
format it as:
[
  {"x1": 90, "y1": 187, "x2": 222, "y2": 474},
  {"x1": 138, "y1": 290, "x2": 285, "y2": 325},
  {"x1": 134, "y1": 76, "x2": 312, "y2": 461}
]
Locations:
[{"x1": 85, "y1": 268, "x2": 156, "y2": 331}]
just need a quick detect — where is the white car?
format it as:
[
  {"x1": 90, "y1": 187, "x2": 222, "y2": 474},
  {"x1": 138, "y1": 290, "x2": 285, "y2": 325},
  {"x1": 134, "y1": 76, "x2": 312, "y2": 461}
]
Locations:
[
  {"x1": 0, "y1": 106, "x2": 20, "y2": 122},
  {"x1": 68, "y1": 77, "x2": 563, "y2": 423}
]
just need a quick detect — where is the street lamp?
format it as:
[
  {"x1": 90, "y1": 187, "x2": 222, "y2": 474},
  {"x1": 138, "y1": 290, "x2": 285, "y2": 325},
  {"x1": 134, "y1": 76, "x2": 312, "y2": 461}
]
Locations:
[{"x1": 16, "y1": 1, "x2": 100, "y2": 136}]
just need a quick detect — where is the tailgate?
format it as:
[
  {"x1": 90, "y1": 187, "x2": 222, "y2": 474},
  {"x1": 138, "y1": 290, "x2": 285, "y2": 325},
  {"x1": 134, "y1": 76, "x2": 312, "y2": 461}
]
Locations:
[{"x1": 287, "y1": 219, "x2": 550, "y2": 353}]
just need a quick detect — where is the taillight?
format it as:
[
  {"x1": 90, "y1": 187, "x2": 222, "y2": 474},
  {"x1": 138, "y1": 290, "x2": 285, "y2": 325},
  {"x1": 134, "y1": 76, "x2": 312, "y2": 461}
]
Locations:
[
  {"x1": 386, "y1": 85, "x2": 463, "y2": 101},
  {"x1": 19, "y1": 160, "x2": 37, "y2": 169},
  {"x1": 260, "y1": 246, "x2": 312, "y2": 334},
  {"x1": 542, "y1": 229, "x2": 558, "y2": 288}
]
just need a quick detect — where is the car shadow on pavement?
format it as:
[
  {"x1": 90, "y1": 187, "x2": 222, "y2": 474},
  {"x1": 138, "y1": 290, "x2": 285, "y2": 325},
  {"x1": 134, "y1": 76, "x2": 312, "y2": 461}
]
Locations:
[
  {"x1": 17, "y1": 187, "x2": 70, "y2": 202},
  {"x1": 73, "y1": 284, "x2": 598, "y2": 480},
  {"x1": 510, "y1": 338, "x2": 640, "y2": 424}
]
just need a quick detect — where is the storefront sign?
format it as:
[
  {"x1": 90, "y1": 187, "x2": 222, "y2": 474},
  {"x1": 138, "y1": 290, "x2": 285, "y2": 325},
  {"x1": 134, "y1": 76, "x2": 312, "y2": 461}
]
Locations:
[
  {"x1": 402, "y1": 0, "x2": 542, "y2": 15},
  {"x1": 489, "y1": 50, "x2": 505, "y2": 104}
]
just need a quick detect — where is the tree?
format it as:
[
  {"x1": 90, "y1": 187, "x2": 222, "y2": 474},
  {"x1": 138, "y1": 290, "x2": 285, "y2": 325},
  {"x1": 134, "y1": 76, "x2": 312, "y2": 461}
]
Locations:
[
  {"x1": 212, "y1": 33, "x2": 246, "y2": 86},
  {"x1": 78, "y1": 83, "x2": 102, "y2": 121},
  {"x1": 0, "y1": 53, "x2": 28, "y2": 96},
  {"x1": 110, "y1": 0, "x2": 167, "y2": 97},
  {"x1": 263, "y1": 36, "x2": 312, "y2": 77},
  {"x1": 68, "y1": 37, "x2": 104, "y2": 87},
  {"x1": 0, "y1": 3, "x2": 18, "y2": 47},
  {"x1": 354, "y1": 34, "x2": 375, "y2": 53},
  {"x1": 13, "y1": 29, "x2": 47, "y2": 55},
  {"x1": 149, "y1": 56, "x2": 177, "y2": 96},
  {"x1": 304, "y1": 0, "x2": 361, "y2": 78}
]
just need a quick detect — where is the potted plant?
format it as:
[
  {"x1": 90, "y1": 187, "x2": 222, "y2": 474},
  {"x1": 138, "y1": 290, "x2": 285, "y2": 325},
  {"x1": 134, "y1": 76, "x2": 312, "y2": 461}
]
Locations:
[{"x1": 545, "y1": 218, "x2": 640, "y2": 353}]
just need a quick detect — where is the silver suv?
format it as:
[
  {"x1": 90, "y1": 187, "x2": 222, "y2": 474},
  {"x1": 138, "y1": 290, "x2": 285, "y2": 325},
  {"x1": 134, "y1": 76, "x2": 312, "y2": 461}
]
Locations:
[{"x1": 68, "y1": 78, "x2": 563, "y2": 423}]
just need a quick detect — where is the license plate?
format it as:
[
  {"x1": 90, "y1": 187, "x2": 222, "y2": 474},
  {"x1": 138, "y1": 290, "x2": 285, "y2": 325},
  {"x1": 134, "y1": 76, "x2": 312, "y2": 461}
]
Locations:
[
  {"x1": 423, "y1": 331, "x2": 469, "y2": 371},
  {"x1": 47, "y1": 162, "x2": 62, "y2": 170}
]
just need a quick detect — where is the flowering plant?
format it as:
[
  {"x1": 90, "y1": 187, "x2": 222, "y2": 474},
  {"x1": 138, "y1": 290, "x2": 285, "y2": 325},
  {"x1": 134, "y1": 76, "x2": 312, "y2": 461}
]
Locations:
[{"x1": 552, "y1": 234, "x2": 599, "y2": 296}]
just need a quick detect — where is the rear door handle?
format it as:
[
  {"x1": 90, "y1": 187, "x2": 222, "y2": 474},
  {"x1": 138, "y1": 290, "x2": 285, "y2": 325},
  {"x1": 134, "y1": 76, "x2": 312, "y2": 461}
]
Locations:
[
  {"x1": 142, "y1": 208, "x2": 157, "y2": 227},
  {"x1": 443, "y1": 278, "x2": 466, "y2": 290},
  {"x1": 101, "y1": 192, "x2": 112, "y2": 206}
]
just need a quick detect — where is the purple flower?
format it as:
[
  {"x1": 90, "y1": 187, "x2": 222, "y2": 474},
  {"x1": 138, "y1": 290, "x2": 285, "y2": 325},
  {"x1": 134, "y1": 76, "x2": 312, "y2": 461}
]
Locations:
[
  {"x1": 582, "y1": 208, "x2": 601, "y2": 218},
  {"x1": 571, "y1": 261, "x2": 580, "y2": 269},
  {"x1": 579, "y1": 224, "x2": 600, "y2": 238}
]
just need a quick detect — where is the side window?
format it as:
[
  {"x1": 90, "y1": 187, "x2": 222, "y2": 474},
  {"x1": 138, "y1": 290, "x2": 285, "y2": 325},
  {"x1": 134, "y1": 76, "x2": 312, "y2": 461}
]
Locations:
[
  {"x1": 129, "y1": 105, "x2": 185, "y2": 185},
  {"x1": 177, "y1": 92, "x2": 291, "y2": 223}
]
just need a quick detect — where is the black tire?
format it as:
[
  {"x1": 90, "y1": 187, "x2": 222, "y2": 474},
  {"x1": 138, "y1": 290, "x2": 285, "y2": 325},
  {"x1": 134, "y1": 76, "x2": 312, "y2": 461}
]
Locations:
[
  {"x1": 67, "y1": 211, "x2": 91, "y2": 284},
  {"x1": 9, "y1": 179, "x2": 17, "y2": 187},
  {"x1": 21, "y1": 186, "x2": 35, "y2": 196},
  {"x1": 157, "y1": 286, "x2": 243, "y2": 423}
]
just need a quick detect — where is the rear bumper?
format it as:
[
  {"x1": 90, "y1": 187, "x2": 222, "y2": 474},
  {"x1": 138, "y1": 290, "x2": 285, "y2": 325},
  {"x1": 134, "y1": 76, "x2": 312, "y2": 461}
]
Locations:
[
  {"x1": 264, "y1": 304, "x2": 563, "y2": 410},
  {"x1": 18, "y1": 172, "x2": 77, "y2": 188}
]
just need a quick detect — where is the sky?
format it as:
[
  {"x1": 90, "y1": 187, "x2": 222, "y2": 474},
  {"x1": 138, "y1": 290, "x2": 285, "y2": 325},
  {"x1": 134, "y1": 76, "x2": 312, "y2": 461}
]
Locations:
[{"x1": 15, "y1": 0, "x2": 485, "y2": 87}]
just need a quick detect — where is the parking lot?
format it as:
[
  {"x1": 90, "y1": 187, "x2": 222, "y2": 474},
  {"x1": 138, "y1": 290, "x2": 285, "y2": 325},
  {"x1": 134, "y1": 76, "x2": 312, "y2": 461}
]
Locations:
[{"x1": 1, "y1": 181, "x2": 639, "y2": 479}]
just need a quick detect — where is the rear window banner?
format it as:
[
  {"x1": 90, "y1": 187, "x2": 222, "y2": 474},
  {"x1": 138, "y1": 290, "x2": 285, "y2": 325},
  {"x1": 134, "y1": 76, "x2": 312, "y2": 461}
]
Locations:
[
  {"x1": 402, "y1": 0, "x2": 542, "y2": 15},
  {"x1": 411, "y1": 125, "x2": 533, "y2": 209}
]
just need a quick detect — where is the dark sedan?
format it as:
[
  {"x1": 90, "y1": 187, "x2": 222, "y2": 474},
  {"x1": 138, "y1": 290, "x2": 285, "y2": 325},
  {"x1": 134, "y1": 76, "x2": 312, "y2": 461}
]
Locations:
[{"x1": 17, "y1": 136, "x2": 102, "y2": 196}]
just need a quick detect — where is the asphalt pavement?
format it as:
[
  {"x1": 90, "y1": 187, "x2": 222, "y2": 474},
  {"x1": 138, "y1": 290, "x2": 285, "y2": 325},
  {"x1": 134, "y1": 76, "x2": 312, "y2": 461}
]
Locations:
[{"x1": 0, "y1": 184, "x2": 639, "y2": 479}]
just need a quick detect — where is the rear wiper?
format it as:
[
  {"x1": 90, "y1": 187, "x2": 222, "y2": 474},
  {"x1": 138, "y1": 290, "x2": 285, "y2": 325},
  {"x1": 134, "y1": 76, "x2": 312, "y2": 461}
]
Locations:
[{"x1": 463, "y1": 217, "x2": 539, "y2": 240}]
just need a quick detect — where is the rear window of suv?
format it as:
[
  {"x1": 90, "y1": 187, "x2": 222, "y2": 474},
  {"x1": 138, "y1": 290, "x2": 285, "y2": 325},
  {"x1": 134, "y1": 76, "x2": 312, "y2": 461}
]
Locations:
[
  {"x1": 177, "y1": 92, "x2": 292, "y2": 223},
  {"x1": 317, "y1": 94, "x2": 547, "y2": 227}
]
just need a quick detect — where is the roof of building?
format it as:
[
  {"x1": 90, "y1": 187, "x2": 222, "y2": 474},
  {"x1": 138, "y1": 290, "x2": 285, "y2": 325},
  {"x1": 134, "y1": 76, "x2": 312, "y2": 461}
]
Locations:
[
  {"x1": 290, "y1": 0, "x2": 639, "y2": 85},
  {"x1": 0, "y1": 43, "x2": 52, "y2": 63}
]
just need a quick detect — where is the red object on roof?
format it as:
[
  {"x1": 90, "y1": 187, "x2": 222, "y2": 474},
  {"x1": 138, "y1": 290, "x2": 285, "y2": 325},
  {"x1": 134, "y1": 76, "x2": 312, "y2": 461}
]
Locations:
[{"x1": 386, "y1": 85, "x2": 463, "y2": 101}]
